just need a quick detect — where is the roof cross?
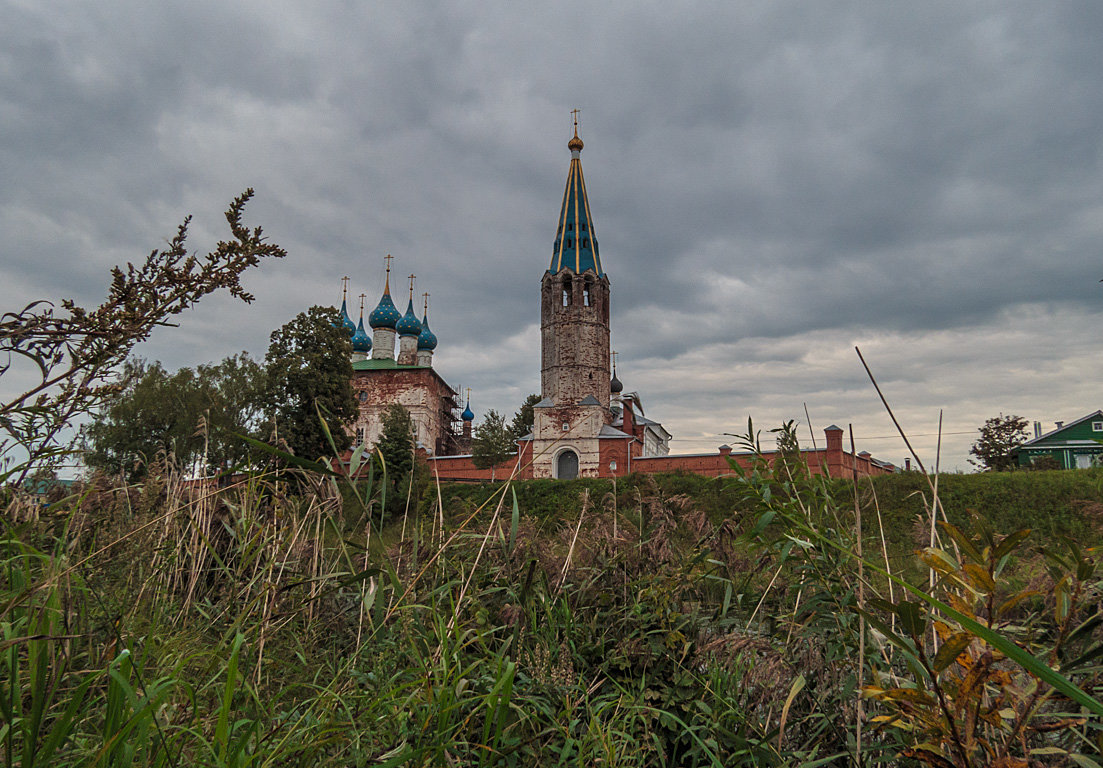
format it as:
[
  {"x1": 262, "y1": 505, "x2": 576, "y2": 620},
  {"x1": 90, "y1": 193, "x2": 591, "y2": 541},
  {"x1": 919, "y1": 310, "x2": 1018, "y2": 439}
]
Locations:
[
  {"x1": 571, "y1": 108, "x2": 581, "y2": 137},
  {"x1": 341, "y1": 275, "x2": 350, "y2": 300},
  {"x1": 422, "y1": 291, "x2": 430, "y2": 314},
  {"x1": 359, "y1": 292, "x2": 366, "y2": 315},
  {"x1": 383, "y1": 254, "x2": 393, "y2": 292},
  {"x1": 408, "y1": 274, "x2": 416, "y2": 300}
]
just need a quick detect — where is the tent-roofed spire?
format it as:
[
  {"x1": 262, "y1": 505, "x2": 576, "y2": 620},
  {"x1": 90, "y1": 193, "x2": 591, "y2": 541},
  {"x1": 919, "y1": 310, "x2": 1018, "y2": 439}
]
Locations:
[{"x1": 549, "y1": 110, "x2": 603, "y2": 276}]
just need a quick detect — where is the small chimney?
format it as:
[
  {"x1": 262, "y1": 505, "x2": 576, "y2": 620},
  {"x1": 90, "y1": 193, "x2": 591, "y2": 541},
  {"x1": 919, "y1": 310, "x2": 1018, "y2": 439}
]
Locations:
[
  {"x1": 1055, "y1": 421, "x2": 1064, "y2": 429},
  {"x1": 1034, "y1": 421, "x2": 1042, "y2": 438},
  {"x1": 905, "y1": 457, "x2": 911, "y2": 471}
]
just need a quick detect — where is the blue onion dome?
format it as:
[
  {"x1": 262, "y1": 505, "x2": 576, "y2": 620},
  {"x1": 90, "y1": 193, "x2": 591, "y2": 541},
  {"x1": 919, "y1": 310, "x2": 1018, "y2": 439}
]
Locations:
[
  {"x1": 461, "y1": 402, "x2": 474, "y2": 422},
  {"x1": 351, "y1": 316, "x2": 372, "y2": 352},
  {"x1": 369, "y1": 288, "x2": 401, "y2": 329},
  {"x1": 338, "y1": 299, "x2": 356, "y2": 336},
  {"x1": 396, "y1": 298, "x2": 422, "y2": 337},
  {"x1": 417, "y1": 312, "x2": 437, "y2": 351}
]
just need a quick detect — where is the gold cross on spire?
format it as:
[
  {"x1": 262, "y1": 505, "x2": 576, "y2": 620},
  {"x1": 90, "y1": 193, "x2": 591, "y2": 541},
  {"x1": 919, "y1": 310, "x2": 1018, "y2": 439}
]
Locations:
[
  {"x1": 359, "y1": 292, "x2": 366, "y2": 314},
  {"x1": 383, "y1": 255, "x2": 393, "y2": 292},
  {"x1": 408, "y1": 274, "x2": 416, "y2": 300},
  {"x1": 341, "y1": 275, "x2": 350, "y2": 300},
  {"x1": 611, "y1": 350, "x2": 618, "y2": 370},
  {"x1": 422, "y1": 291, "x2": 430, "y2": 314},
  {"x1": 571, "y1": 108, "x2": 580, "y2": 136}
]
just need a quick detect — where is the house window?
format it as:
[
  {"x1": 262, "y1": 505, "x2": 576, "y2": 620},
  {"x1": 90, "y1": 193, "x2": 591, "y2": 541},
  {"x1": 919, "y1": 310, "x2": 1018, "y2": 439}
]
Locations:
[
  {"x1": 355, "y1": 426, "x2": 364, "y2": 445},
  {"x1": 1093, "y1": 421, "x2": 1103, "y2": 432}
]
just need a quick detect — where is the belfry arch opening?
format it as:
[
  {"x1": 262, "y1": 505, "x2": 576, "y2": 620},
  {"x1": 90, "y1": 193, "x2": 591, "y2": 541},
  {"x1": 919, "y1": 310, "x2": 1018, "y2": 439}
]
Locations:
[{"x1": 562, "y1": 275, "x2": 572, "y2": 306}]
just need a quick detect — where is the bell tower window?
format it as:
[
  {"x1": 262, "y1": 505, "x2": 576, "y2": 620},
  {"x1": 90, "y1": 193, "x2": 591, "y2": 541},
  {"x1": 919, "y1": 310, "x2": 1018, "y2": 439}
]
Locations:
[{"x1": 562, "y1": 276, "x2": 572, "y2": 306}]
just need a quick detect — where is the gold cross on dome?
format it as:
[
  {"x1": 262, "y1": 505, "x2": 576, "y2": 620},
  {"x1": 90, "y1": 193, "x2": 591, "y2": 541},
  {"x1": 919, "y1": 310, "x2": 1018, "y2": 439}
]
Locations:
[
  {"x1": 422, "y1": 291, "x2": 430, "y2": 313},
  {"x1": 571, "y1": 108, "x2": 580, "y2": 135},
  {"x1": 359, "y1": 292, "x2": 366, "y2": 313},
  {"x1": 383, "y1": 255, "x2": 393, "y2": 292},
  {"x1": 341, "y1": 275, "x2": 350, "y2": 300},
  {"x1": 407, "y1": 274, "x2": 416, "y2": 300}
]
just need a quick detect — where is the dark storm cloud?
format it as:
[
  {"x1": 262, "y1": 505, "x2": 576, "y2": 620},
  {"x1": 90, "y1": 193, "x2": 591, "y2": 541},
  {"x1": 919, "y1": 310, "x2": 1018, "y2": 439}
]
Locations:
[{"x1": 3, "y1": 1, "x2": 1102, "y2": 469}]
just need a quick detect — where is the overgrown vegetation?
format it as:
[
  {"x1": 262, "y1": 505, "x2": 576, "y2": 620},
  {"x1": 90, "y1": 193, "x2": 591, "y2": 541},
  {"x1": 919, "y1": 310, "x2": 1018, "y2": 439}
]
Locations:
[
  {"x1": 4, "y1": 439, "x2": 1102, "y2": 765},
  {"x1": 3, "y1": 197, "x2": 1101, "y2": 765}
]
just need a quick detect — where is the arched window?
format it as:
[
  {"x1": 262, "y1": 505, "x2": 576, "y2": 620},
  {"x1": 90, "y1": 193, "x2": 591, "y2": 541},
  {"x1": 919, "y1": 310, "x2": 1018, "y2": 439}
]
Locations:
[
  {"x1": 583, "y1": 277, "x2": 593, "y2": 307},
  {"x1": 556, "y1": 449, "x2": 579, "y2": 480},
  {"x1": 562, "y1": 276, "x2": 572, "y2": 306}
]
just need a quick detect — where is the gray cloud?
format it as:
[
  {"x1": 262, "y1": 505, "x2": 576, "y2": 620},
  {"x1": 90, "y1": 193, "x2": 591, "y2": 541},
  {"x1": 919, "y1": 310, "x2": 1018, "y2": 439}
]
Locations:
[{"x1": 3, "y1": 1, "x2": 1102, "y2": 471}]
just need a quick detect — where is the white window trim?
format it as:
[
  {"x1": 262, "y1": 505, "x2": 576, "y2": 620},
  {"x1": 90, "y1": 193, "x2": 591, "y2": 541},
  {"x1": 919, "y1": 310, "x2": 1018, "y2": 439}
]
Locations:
[{"x1": 1092, "y1": 421, "x2": 1103, "y2": 432}]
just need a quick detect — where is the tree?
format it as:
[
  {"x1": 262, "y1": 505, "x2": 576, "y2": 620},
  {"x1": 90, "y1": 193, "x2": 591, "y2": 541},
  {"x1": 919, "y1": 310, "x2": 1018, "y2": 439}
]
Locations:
[
  {"x1": 82, "y1": 353, "x2": 267, "y2": 480},
  {"x1": 969, "y1": 414, "x2": 1029, "y2": 471},
  {"x1": 471, "y1": 409, "x2": 514, "y2": 481},
  {"x1": 373, "y1": 404, "x2": 416, "y2": 519},
  {"x1": 0, "y1": 189, "x2": 284, "y2": 484},
  {"x1": 508, "y1": 393, "x2": 541, "y2": 441},
  {"x1": 265, "y1": 306, "x2": 356, "y2": 461}
]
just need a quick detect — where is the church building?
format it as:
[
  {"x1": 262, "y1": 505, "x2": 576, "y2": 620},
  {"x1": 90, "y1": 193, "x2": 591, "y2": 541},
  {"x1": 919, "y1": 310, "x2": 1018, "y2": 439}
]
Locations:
[
  {"x1": 336, "y1": 262, "x2": 465, "y2": 457},
  {"x1": 519, "y1": 122, "x2": 671, "y2": 479}
]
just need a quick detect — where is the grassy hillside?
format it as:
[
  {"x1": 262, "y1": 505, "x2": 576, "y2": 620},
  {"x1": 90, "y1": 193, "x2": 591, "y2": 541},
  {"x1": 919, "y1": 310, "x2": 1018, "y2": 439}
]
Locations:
[{"x1": 436, "y1": 466, "x2": 1103, "y2": 559}]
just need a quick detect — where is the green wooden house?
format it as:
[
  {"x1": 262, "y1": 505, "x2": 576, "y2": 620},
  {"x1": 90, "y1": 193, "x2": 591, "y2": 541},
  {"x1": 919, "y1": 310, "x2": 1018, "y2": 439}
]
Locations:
[{"x1": 1012, "y1": 411, "x2": 1103, "y2": 469}]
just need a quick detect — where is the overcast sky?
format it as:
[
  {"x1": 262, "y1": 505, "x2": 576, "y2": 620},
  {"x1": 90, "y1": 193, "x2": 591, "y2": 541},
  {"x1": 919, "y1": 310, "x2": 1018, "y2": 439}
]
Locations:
[{"x1": 3, "y1": 1, "x2": 1102, "y2": 471}]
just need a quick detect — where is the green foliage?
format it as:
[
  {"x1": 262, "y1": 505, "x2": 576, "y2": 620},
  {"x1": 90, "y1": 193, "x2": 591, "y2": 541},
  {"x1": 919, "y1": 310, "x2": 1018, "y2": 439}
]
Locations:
[
  {"x1": 264, "y1": 305, "x2": 357, "y2": 461},
  {"x1": 0, "y1": 189, "x2": 284, "y2": 484},
  {"x1": 373, "y1": 404, "x2": 417, "y2": 521},
  {"x1": 863, "y1": 522, "x2": 1102, "y2": 766},
  {"x1": 471, "y1": 409, "x2": 514, "y2": 480},
  {"x1": 5, "y1": 402, "x2": 1103, "y2": 766},
  {"x1": 969, "y1": 413, "x2": 1030, "y2": 471},
  {"x1": 508, "y1": 393, "x2": 541, "y2": 441},
  {"x1": 82, "y1": 353, "x2": 267, "y2": 480}
]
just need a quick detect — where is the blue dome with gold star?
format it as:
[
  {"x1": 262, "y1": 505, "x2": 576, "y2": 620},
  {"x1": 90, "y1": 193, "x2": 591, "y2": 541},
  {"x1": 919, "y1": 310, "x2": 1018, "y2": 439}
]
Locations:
[
  {"x1": 417, "y1": 311, "x2": 437, "y2": 350},
  {"x1": 337, "y1": 299, "x2": 356, "y2": 336},
  {"x1": 351, "y1": 316, "x2": 372, "y2": 352},
  {"x1": 396, "y1": 299, "x2": 422, "y2": 337},
  {"x1": 369, "y1": 288, "x2": 401, "y2": 329}
]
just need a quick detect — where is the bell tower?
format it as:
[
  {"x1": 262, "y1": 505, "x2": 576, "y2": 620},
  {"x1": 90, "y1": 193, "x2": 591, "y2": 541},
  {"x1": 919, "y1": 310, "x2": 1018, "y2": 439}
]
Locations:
[{"x1": 531, "y1": 115, "x2": 612, "y2": 479}]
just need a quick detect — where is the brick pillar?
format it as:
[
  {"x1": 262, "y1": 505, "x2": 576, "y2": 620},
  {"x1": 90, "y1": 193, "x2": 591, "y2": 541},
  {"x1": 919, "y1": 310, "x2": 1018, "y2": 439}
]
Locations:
[{"x1": 824, "y1": 425, "x2": 844, "y2": 477}]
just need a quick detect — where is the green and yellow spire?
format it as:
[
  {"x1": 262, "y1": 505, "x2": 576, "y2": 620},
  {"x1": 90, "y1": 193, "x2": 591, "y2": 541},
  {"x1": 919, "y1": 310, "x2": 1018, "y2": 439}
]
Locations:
[{"x1": 549, "y1": 110, "x2": 603, "y2": 276}]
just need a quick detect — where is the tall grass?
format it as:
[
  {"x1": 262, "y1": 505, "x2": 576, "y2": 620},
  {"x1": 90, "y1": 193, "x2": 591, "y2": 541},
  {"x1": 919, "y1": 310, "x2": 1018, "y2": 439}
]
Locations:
[{"x1": 3, "y1": 434, "x2": 1101, "y2": 765}]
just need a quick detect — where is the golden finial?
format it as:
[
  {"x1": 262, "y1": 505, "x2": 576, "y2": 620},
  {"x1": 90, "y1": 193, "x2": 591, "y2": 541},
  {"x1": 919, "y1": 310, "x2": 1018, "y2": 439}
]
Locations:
[
  {"x1": 383, "y1": 254, "x2": 393, "y2": 293},
  {"x1": 568, "y1": 108, "x2": 584, "y2": 152},
  {"x1": 408, "y1": 274, "x2": 416, "y2": 301}
]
